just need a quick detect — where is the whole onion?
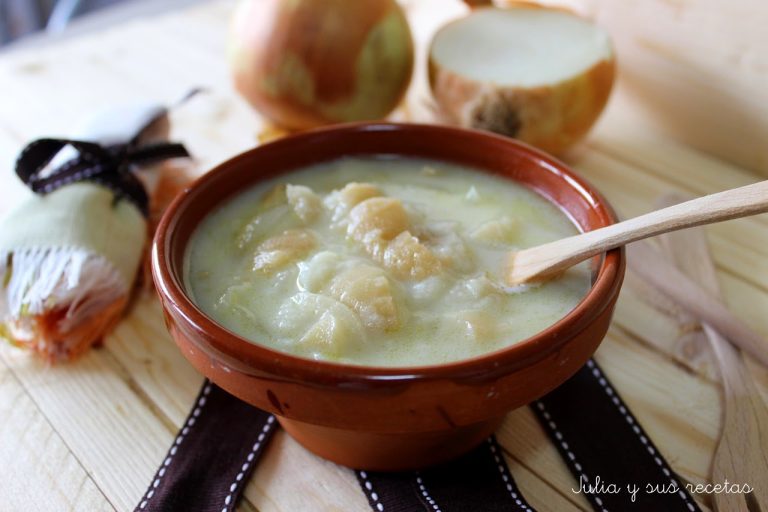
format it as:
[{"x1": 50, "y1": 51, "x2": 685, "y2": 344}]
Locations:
[{"x1": 229, "y1": 0, "x2": 414, "y2": 129}]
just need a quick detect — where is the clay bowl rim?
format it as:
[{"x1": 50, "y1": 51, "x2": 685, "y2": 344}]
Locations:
[{"x1": 152, "y1": 122, "x2": 624, "y2": 385}]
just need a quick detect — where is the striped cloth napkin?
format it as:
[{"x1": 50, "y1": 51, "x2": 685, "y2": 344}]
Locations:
[{"x1": 135, "y1": 358, "x2": 701, "y2": 512}]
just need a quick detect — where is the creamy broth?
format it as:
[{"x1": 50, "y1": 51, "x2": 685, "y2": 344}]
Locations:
[{"x1": 185, "y1": 156, "x2": 591, "y2": 367}]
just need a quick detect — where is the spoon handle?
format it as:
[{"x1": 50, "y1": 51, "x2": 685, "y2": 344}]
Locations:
[{"x1": 507, "y1": 180, "x2": 768, "y2": 285}]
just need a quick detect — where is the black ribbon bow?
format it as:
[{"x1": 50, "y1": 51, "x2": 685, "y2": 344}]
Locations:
[{"x1": 15, "y1": 138, "x2": 190, "y2": 216}]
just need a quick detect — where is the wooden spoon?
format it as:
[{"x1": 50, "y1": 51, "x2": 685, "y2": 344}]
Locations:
[
  {"x1": 655, "y1": 195, "x2": 768, "y2": 512},
  {"x1": 505, "y1": 180, "x2": 768, "y2": 286}
]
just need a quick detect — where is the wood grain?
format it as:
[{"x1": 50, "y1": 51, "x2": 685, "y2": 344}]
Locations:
[
  {"x1": 656, "y1": 198, "x2": 768, "y2": 512},
  {"x1": 0, "y1": 344, "x2": 174, "y2": 511},
  {"x1": 531, "y1": 0, "x2": 768, "y2": 176},
  {"x1": 0, "y1": 361, "x2": 115, "y2": 512},
  {"x1": 627, "y1": 243, "x2": 768, "y2": 368},
  {"x1": 592, "y1": 0, "x2": 768, "y2": 177}
]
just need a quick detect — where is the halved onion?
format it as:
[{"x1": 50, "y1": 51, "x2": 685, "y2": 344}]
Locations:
[
  {"x1": 229, "y1": 0, "x2": 414, "y2": 129},
  {"x1": 429, "y1": 6, "x2": 615, "y2": 155}
]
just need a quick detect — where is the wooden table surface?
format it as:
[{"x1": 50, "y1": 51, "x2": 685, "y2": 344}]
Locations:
[{"x1": 1, "y1": 1, "x2": 766, "y2": 511}]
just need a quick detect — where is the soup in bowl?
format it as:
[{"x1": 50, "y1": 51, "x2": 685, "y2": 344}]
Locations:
[{"x1": 152, "y1": 123, "x2": 625, "y2": 470}]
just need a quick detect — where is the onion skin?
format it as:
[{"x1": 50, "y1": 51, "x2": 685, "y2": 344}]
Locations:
[
  {"x1": 229, "y1": 0, "x2": 414, "y2": 129},
  {"x1": 428, "y1": 8, "x2": 616, "y2": 156}
]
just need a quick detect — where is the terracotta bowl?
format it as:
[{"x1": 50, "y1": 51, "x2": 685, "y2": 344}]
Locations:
[{"x1": 152, "y1": 122, "x2": 625, "y2": 471}]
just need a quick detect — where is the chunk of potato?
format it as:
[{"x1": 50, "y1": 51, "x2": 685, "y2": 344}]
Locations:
[
  {"x1": 329, "y1": 265, "x2": 399, "y2": 331},
  {"x1": 236, "y1": 184, "x2": 322, "y2": 249},
  {"x1": 253, "y1": 229, "x2": 316, "y2": 274},
  {"x1": 297, "y1": 251, "x2": 341, "y2": 292},
  {"x1": 347, "y1": 197, "x2": 409, "y2": 243},
  {"x1": 236, "y1": 184, "x2": 292, "y2": 250},
  {"x1": 236, "y1": 206, "x2": 294, "y2": 250},
  {"x1": 286, "y1": 184, "x2": 322, "y2": 223},
  {"x1": 409, "y1": 275, "x2": 449, "y2": 304},
  {"x1": 276, "y1": 292, "x2": 364, "y2": 357},
  {"x1": 298, "y1": 311, "x2": 344, "y2": 351},
  {"x1": 420, "y1": 221, "x2": 475, "y2": 273},
  {"x1": 326, "y1": 182, "x2": 382, "y2": 222},
  {"x1": 455, "y1": 310, "x2": 496, "y2": 342},
  {"x1": 464, "y1": 274, "x2": 501, "y2": 299},
  {"x1": 325, "y1": 182, "x2": 382, "y2": 221},
  {"x1": 471, "y1": 216, "x2": 519, "y2": 245},
  {"x1": 338, "y1": 182, "x2": 381, "y2": 207},
  {"x1": 381, "y1": 231, "x2": 441, "y2": 280}
]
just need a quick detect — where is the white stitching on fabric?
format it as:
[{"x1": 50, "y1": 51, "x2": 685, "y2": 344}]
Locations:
[
  {"x1": 585, "y1": 360, "x2": 697, "y2": 512},
  {"x1": 357, "y1": 471, "x2": 385, "y2": 511},
  {"x1": 42, "y1": 164, "x2": 103, "y2": 192},
  {"x1": 51, "y1": 156, "x2": 78, "y2": 176},
  {"x1": 221, "y1": 415, "x2": 277, "y2": 512},
  {"x1": 487, "y1": 439, "x2": 533, "y2": 512},
  {"x1": 138, "y1": 384, "x2": 212, "y2": 510},
  {"x1": 536, "y1": 400, "x2": 610, "y2": 512},
  {"x1": 415, "y1": 475, "x2": 442, "y2": 512}
]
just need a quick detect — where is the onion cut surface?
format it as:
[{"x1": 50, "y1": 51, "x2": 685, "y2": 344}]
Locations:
[{"x1": 429, "y1": 6, "x2": 615, "y2": 155}]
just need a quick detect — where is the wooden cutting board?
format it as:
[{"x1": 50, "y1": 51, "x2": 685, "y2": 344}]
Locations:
[{"x1": 0, "y1": 1, "x2": 766, "y2": 510}]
